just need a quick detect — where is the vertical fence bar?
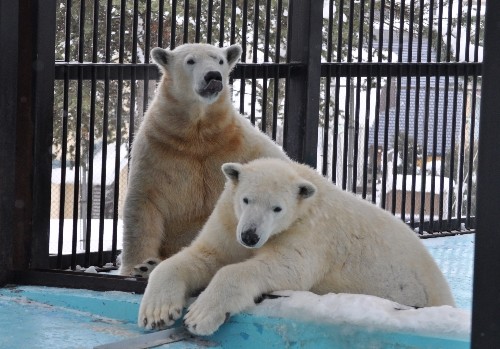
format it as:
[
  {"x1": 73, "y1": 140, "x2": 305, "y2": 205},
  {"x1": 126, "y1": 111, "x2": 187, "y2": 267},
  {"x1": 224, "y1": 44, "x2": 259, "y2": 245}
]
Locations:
[
  {"x1": 283, "y1": 0, "x2": 323, "y2": 167},
  {"x1": 183, "y1": 0, "x2": 189, "y2": 43},
  {"x1": 0, "y1": 0, "x2": 19, "y2": 283},
  {"x1": 471, "y1": 0, "x2": 500, "y2": 345},
  {"x1": 57, "y1": 0, "x2": 72, "y2": 269},
  {"x1": 363, "y1": 0, "x2": 376, "y2": 200},
  {"x1": 218, "y1": 0, "x2": 225, "y2": 45},
  {"x1": 332, "y1": 0, "x2": 344, "y2": 182},
  {"x1": 430, "y1": 0, "x2": 443, "y2": 233},
  {"x1": 71, "y1": 0, "x2": 86, "y2": 269},
  {"x1": 21, "y1": 0, "x2": 57, "y2": 269},
  {"x1": 170, "y1": 0, "x2": 177, "y2": 47},
  {"x1": 321, "y1": 0, "x2": 334, "y2": 177},
  {"x1": 158, "y1": 0, "x2": 164, "y2": 47}
]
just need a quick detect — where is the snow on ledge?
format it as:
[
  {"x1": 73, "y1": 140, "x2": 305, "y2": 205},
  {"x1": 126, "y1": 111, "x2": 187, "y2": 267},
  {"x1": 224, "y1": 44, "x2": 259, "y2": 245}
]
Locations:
[{"x1": 248, "y1": 291, "x2": 470, "y2": 340}]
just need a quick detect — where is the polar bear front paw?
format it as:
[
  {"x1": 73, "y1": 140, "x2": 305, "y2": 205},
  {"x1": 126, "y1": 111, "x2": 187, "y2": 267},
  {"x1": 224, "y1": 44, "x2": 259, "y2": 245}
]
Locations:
[
  {"x1": 183, "y1": 297, "x2": 230, "y2": 336},
  {"x1": 133, "y1": 257, "x2": 161, "y2": 278},
  {"x1": 138, "y1": 290, "x2": 185, "y2": 330}
]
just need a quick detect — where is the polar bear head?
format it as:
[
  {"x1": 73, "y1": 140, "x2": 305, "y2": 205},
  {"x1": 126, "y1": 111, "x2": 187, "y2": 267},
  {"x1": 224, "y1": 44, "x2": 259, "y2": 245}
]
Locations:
[
  {"x1": 222, "y1": 159, "x2": 316, "y2": 249},
  {"x1": 151, "y1": 43, "x2": 242, "y2": 104}
]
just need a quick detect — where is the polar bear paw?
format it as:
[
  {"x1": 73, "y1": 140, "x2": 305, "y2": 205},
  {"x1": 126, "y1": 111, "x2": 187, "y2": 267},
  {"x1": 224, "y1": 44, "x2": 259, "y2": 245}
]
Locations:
[
  {"x1": 138, "y1": 287, "x2": 185, "y2": 330},
  {"x1": 133, "y1": 257, "x2": 161, "y2": 278},
  {"x1": 183, "y1": 295, "x2": 230, "y2": 336}
]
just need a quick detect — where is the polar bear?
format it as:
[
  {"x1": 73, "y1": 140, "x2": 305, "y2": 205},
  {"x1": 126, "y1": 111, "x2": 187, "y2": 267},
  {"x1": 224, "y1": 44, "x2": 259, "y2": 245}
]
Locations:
[
  {"x1": 138, "y1": 158, "x2": 455, "y2": 335},
  {"x1": 120, "y1": 44, "x2": 288, "y2": 276}
]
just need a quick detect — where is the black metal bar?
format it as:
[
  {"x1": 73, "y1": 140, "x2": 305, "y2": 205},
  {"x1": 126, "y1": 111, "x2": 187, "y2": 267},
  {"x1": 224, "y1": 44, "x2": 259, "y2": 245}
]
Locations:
[
  {"x1": 471, "y1": 0, "x2": 500, "y2": 346},
  {"x1": 207, "y1": 0, "x2": 213, "y2": 44},
  {"x1": 170, "y1": 0, "x2": 177, "y2": 48},
  {"x1": 158, "y1": 0, "x2": 164, "y2": 47},
  {"x1": 466, "y1": 68, "x2": 477, "y2": 229},
  {"x1": 362, "y1": 0, "x2": 375, "y2": 198},
  {"x1": 0, "y1": 0, "x2": 19, "y2": 284},
  {"x1": 274, "y1": 0, "x2": 283, "y2": 63},
  {"x1": 195, "y1": 0, "x2": 201, "y2": 42},
  {"x1": 283, "y1": 0, "x2": 323, "y2": 167},
  {"x1": 84, "y1": 0, "x2": 100, "y2": 268},
  {"x1": 456, "y1": 66, "x2": 469, "y2": 232},
  {"x1": 271, "y1": 66, "x2": 279, "y2": 141},
  {"x1": 53, "y1": 62, "x2": 482, "y2": 82},
  {"x1": 332, "y1": 0, "x2": 344, "y2": 182},
  {"x1": 11, "y1": 270, "x2": 147, "y2": 294},
  {"x1": 230, "y1": 0, "x2": 236, "y2": 45},
  {"x1": 362, "y1": 66, "x2": 372, "y2": 199},
  {"x1": 447, "y1": 71, "x2": 459, "y2": 231},
  {"x1": 252, "y1": 0, "x2": 259, "y2": 63},
  {"x1": 438, "y1": 66, "x2": 450, "y2": 231},
  {"x1": 342, "y1": 69, "x2": 351, "y2": 191},
  {"x1": 218, "y1": 0, "x2": 225, "y2": 46},
  {"x1": 70, "y1": 0, "x2": 86, "y2": 270},
  {"x1": 183, "y1": 0, "x2": 189, "y2": 43},
  {"x1": 57, "y1": 0, "x2": 73, "y2": 269}
]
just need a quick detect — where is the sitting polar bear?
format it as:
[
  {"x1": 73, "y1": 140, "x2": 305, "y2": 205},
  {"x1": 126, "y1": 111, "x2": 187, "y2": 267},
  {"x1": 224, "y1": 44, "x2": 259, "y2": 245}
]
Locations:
[
  {"x1": 138, "y1": 158, "x2": 455, "y2": 336},
  {"x1": 120, "y1": 43, "x2": 287, "y2": 276}
]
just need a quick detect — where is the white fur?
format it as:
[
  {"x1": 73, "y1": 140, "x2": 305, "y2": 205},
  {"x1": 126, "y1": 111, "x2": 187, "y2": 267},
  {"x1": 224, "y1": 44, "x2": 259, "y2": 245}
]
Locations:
[
  {"x1": 138, "y1": 158, "x2": 455, "y2": 335},
  {"x1": 120, "y1": 44, "x2": 288, "y2": 276}
]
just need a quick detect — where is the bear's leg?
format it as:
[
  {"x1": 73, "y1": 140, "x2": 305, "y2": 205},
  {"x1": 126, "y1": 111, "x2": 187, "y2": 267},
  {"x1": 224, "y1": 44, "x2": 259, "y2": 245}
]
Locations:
[
  {"x1": 120, "y1": 199, "x2": 165, "y2": 276},
  {"x1": 132, "y1": 257, "x2": 161, "y2": 278},
  {"x1": 138, "y1": 244, "x2": 226, "y2": 330},
  {"x1": 184, "y1": 252, "x2": 316, "y2": 335}
]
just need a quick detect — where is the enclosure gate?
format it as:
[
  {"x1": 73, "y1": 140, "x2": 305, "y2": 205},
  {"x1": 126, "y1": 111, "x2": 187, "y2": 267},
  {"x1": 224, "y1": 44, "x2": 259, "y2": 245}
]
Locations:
[{"x1": 2, "y1": 0, "x2": 500, "y2": 346}]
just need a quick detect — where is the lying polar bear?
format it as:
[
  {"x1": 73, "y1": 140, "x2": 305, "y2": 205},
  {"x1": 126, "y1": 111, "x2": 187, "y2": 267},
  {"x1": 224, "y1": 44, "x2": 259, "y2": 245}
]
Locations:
[{"x1": 138, "y1": 158, "x2": 455, "y2": 336}]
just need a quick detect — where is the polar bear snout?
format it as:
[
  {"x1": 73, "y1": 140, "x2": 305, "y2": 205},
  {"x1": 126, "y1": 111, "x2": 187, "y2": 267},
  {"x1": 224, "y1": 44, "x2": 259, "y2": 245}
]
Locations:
[
  {"x1": 241, "y1": 227, "x2": 260, "y2": 247},
  {"x1": 204, "y1": 71, "x2": 222, "y2": 83},
  {"x1": 199, "y1": 71, "x2": 223, "y2": 98}
]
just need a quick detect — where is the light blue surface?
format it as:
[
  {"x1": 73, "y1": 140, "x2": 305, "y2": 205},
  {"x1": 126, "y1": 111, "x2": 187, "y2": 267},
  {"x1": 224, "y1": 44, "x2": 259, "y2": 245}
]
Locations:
[
  {"x1": 0, "y1": 234, "x2": 474, "y2": 349},
  {"x1": 422, "y1": 233, "x2": 474, "y2": 310}
]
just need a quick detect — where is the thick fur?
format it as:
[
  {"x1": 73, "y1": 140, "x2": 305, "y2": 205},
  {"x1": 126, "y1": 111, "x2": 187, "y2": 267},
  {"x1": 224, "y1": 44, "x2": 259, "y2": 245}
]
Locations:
[
  {"x1": 120, "y1": 44, "x2": 287, "y2": 276},
  {"x1": 138, "y1": 158, "x2": 455, "y2": 335}
]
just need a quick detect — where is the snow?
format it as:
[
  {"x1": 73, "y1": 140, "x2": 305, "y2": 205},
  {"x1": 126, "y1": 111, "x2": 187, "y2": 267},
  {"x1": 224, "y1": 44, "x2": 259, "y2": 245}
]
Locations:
[
  {"x1": 249, "y1": 291, "x2": 470, "y2": 340},
  {"x1": 389, "y1": 174, "x2": 452, "y2": 193},
  {"x1": 51, "y1": 143, "x2": 128, "y2": 185},
  {"x1": 49, "y1": 219, "x2": 123, "y2": 255}
]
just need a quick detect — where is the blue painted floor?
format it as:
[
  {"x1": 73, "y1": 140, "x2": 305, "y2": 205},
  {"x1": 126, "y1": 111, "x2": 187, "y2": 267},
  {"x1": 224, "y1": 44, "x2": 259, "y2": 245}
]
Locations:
[{"x1": 0, "y1": 234, "x2": 474, "y2": 349}]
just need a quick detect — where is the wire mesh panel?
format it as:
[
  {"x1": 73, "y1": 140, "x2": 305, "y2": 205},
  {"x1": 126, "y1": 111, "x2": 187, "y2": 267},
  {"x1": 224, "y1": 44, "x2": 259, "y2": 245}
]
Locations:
[{"x1": 319, "y1": 0, "x2": 483, "y2": 236}]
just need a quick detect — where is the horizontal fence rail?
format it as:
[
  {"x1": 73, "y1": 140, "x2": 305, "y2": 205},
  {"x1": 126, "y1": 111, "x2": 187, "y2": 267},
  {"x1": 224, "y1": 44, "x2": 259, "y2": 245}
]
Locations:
[{"x1": 48, "y1": 0, "x2": 484, "y2": 270}]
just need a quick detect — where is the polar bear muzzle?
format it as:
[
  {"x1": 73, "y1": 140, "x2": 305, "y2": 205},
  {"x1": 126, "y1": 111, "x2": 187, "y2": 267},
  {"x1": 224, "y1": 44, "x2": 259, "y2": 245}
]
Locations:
[
  {"x1": 240, "y1": 227, "x2": 260, "y2": 247},
  {"x1": 201, "y1": 71, "x2": 223, "y2": 96}
]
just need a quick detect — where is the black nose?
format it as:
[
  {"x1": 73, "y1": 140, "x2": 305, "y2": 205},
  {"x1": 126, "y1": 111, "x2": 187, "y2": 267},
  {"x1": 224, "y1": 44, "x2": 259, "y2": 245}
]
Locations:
[
  {"x1": 204, "y1": 71, "x2": 222, "y2": 83},
  {"x1": 241, "y1": 228, "x2": 260, "y2": 247}
]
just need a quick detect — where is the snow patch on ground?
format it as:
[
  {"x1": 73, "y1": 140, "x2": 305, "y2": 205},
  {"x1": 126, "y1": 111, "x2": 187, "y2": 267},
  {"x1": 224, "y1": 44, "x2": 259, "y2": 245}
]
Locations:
[{"x1": 249, "y1": 291, "x2": 470, "y2": 340}]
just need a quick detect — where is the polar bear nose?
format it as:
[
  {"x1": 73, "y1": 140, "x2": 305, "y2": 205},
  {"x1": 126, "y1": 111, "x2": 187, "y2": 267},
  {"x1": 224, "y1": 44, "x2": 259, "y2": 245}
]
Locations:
[
  {"x1": 241, "y1": 228, "x2": 260, "y2": 247},
  {"x1": 204, "y1": 71, "x2": 222, "y2": 83}
]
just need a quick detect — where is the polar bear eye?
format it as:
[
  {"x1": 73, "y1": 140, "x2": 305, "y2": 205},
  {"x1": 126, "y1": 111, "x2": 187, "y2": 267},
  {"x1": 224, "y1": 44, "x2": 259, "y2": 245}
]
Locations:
[
  {"x1": 219, "y1": 59, "x2": 224, "y2": 65},
  {"x1": 243, "y1": 198, "x2": 249, "y2": 204},
  {"x1": 187, "y1": 59, "x2": 195, "y2": 65},
  {"x1": 273, "y1": 206, "x2": 282, "y2": 213}
]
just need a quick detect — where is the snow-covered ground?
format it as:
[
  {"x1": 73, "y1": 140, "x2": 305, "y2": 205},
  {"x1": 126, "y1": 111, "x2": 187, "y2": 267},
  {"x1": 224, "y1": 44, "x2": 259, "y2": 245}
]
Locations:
[
  {"x1": 249, "y1": 291, "x2": 470, "y2": 340},
  {"x1": 49, "y1": 219, "x2": 123, "y2": 255}
]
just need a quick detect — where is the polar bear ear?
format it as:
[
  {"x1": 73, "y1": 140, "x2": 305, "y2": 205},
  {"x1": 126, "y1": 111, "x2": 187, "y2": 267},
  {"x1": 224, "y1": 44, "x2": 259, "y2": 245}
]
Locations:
[
  {"x1": 298, "y1": 181, "x2": 316, "y2": 199},
  {"x1": 225, "y1": 45, "x2": 242, "y2": 69},
  {"x1": 151, "y1": 47, "x2": 170, "y2": 68},
  {"x1": 222, "y1": 163, "x2": 243, "y2": 184}
]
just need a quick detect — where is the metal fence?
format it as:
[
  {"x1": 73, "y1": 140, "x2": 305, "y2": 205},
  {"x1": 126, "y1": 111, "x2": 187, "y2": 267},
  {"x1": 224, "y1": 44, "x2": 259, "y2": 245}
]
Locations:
[
  {"x1": 47, "y1": 0, "x2": 483, "y2": 270},
  {"x1": 2, "y1": 1, "x2": 499, "y2": 347}
]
